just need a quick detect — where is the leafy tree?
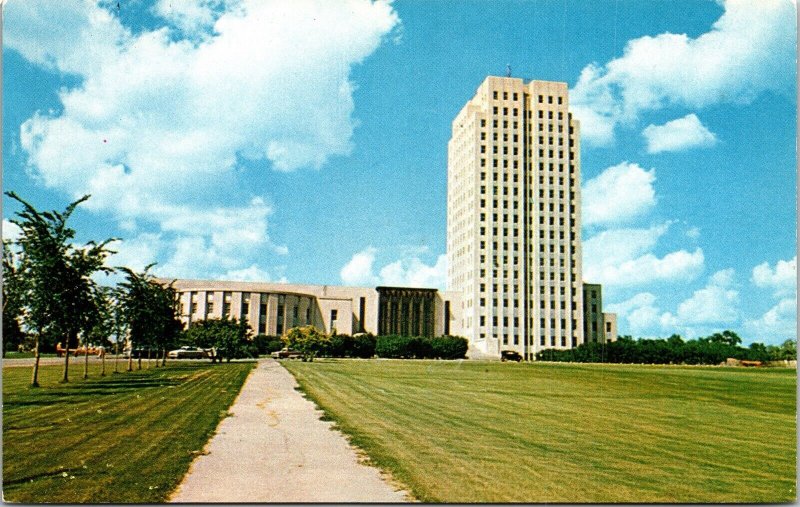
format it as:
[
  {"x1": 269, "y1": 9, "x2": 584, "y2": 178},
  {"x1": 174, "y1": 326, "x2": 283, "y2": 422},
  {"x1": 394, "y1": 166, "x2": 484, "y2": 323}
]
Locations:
[
  {"x1": 117, "y1": 266, "x2": 183, "y2": 370},
  {"x1": 283, "y1": 326, "x2": 330, "y2": 362},
  {"x1": 85, "y1": 285, "x2": 116, "y2": 377},
  {"x1": 2, "y1": 240, "x2": 28, "y2": 356},
  {"x1": 183, "y1": 318, "x2": 252, "y2": 362},
  {"x1": 6, "y1": 192, "x2": 114, "y2": 386},
  {"x1": 778, "y1": 339, "x2": 797, "y2": 361}
]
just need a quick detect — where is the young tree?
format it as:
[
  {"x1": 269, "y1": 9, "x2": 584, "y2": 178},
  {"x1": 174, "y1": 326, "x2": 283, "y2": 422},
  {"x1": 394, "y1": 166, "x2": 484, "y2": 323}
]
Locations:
[
  {"x1": 6, "y1": 192, "x2": 114, "y2": 386},
  {"x1": 283, "y1": 326, "x2": 330, "y2": 362},
  {"x1": 85, "y1": 285, "x2": 116, "y2": 377},
  {"x1": 183, "y1": 318, "x2": 251, "y2": 362},
  {"x1": 117, "y1": 267, "x2": 183, "y2": 371}
]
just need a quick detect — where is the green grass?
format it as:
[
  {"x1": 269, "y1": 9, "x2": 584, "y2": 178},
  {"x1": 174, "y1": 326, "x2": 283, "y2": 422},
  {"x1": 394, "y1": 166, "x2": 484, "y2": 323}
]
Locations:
[
  {"x1": 3, "y1": 360, "x2": 254, "y2": 503},
  {"x1": 284, "y1": 359, "x2": 797, "y2": 503}
]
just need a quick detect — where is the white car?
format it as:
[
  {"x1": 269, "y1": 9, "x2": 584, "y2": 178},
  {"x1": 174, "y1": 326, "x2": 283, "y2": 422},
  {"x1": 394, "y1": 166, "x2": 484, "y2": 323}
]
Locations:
[{"x1": 167, "y1": 346, "x2": 209, "y2": 359}]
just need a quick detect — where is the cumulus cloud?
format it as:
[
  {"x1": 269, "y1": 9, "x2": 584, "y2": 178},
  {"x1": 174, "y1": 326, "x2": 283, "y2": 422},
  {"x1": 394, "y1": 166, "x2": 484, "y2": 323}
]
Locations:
[
  {"x1": 340, "y1": 246, "x2": 447, "y2": 289},
  {"x1": 670, "y1": 268, "x2": 739, "y2": 325},
  {"x1": 7, "y1": 0, "x2": 399, "y2": 280},
  {"x1": 744, "y1": 297, "x2": 797, "y2": 344},
  {"x1": 570, "y1": 0, "x2": 796, "y2": 145},
  {"x1": 582, "y1": 162, "x2": 656, "y2": 226},
  {"x1": 583, "y1": 223, "x2": 704, "y2": 288},
  {"x1": 2, "y1": 220, "x2": 23, "y2": 242},
  {"x1": 606, "y1": 292, "x2": 664, "y2": 336},
  {"x1": 218, "y1": 264, "x2": 287, "y2": 283},
  {"x1": 752, "y1": 256, "x2": 796, "y2": 297},
  {"x1": 642, "y1": 114, "x2": 717, "y2": 153},
  {"x1": 153, "y1": 0, "x2": 234, "y2": 38},
  {"x1": 340, "y1": 247, "x2": 380, "y2": 286}
]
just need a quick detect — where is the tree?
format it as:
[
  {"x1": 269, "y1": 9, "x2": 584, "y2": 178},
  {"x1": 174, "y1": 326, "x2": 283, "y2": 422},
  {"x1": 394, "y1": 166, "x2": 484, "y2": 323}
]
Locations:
[
  {"x1": 283, "y1": 326, "x2": 330, "y2": 362},
  {"x1": 6, "y1": 192, "x2": 114, "y2": 386},
  {"x1": 183, "y1": 318, "x2": 251, "y2": 362},
  {"x1": 117, "y1": 266, "x2": 183, "y2": 370},
  {"x1": 2, "y1": 240, "x2": 28, "y2": 356},
  {"x1": 85, "y1": 286, "x2": 116, "y2": 377}
]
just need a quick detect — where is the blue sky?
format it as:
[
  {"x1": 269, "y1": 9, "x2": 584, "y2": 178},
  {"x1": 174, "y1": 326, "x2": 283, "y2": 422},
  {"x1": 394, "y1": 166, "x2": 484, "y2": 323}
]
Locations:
[{"x1": 3, "y1": 0, "x2": 796, "y2": 344}]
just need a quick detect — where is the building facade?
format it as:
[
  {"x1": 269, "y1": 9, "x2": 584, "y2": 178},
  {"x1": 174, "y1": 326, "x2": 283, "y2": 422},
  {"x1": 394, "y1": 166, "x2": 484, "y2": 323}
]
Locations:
[
  {"x1": 447, "y1": 76, "x2": 615, "y2": 358},
  {"x1": 165, "y1": 279, "x2": 462, "y2": 339}
]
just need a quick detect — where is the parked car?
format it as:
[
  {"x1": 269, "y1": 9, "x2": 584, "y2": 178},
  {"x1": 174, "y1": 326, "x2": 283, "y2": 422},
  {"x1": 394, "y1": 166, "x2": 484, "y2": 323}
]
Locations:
[
  {"x1": 271, "y1": 348, "x2": 302, "y2": 359},
  {"x1": 168, "y1": 346, "x2": 210, "y2": 359},
  {"x1": 501, "y1": 350, "x2": 522, "y2": 362}
]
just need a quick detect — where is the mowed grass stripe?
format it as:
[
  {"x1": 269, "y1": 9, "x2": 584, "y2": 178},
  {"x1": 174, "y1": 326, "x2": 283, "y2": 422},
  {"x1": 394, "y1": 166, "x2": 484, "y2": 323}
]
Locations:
[
  {"x1": 284, "y1": 359, "x2": 795, "y2": 503},
  {"x1": 3, "y1": 361, "x2": 254, "y2": 503}
]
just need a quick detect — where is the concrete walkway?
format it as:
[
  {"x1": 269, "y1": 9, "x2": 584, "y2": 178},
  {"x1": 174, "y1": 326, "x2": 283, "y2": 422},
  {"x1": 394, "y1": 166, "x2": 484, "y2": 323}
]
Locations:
[{"x1": 169, "y1": 359, "x2": 409, "y2": 503}]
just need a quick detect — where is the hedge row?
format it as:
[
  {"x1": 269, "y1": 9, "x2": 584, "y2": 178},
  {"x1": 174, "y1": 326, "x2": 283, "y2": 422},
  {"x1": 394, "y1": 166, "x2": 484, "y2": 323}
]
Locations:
[{"x1": 375, "y1": 335, "x2": 468, "y2": 360}]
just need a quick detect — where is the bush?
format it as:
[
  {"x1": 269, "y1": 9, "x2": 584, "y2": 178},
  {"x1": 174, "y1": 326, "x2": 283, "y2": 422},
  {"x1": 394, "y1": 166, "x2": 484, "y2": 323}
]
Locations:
[
  {"x1": 351, "y1": 333, "x2": 377, "y2": 358},
  {"x1": 429, "y1": 336, "x2": 469, "y2": 359},
  {"x1": 253, "y1": 334, "x2": 283, "y2": 355},
  {"x1": 375, "y1": 335, "x2": 414, "y2": 358},
  {"x1": 375, "y1": 335, "x2": 468, "y2": 359},
  {"x1": 283, "y1": 326, "x2": 330, "y2": 362}
]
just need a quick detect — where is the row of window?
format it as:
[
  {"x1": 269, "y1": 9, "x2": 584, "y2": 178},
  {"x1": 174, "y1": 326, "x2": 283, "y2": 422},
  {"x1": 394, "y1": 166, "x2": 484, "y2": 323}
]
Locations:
[{"x1": 490, "y1": 91, "x2": 563, "y2": 106}]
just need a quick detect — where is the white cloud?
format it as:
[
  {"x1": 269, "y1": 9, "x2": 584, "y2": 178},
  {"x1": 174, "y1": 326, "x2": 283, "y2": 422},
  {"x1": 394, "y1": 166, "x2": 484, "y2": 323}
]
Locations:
[
  {"x1": 606, "y1": 292, "x2": 662, "y2": 336},
  {"x1": 672, "y1": 268, "x2": 739, "y2": 325},
  {"x1": 570, "y1": 0, "x2": 796, "y2": 145},
  {"x1": 340, "y1": 247, "x2": 447, "y2": 289},
  {"x1": 8, "y1": 0, "x2": 400, "y2": 280},
  {"x1": 153, "y1": 0, "x2": 234, "y2": 38},
  {"x1": 340, "y1": 247, "x2": 380, "y2": 286},
  {"x1": 379, "y1": 254, "x2": 447, "y2": 289},
  {"x1": 582, "y1": 162, "x2": 656, "y2": 226},
  {"x1": 642, "y1": 114, "x2": 717, "y2": 153},
  {"x1": 744, "y1": 297, "x2": 797, "y2": 344},
  {"x1": 752, "y1": 256, "x2": 796, "y2": 297},
  {"x1": 2, "y1": 220, "x2": 23, "y2": 242},
  {"x1": 686, "y1": 226, "x2": 701, "y2": 239},
  {"x1": 218, "y1": 264, "x2": 287, "y2": 283},
  {"x1": 583, "y1": 223, "x2": 704, "y2": 287}
]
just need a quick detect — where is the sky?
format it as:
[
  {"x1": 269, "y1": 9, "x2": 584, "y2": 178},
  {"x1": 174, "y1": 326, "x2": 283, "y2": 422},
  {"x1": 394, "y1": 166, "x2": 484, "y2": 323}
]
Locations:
[{"x1": 3, "y1": 0, "x2": 797, "y2": 345}]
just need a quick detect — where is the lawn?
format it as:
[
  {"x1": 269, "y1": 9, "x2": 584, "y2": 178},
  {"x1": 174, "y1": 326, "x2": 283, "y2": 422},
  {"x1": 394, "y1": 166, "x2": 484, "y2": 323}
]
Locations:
[
  {"x1": 3, "y1": 360, "x2": 254, "y2": 503},
  {"x1": 284, "y1": 359, "x2": 796, "y2": 503}
]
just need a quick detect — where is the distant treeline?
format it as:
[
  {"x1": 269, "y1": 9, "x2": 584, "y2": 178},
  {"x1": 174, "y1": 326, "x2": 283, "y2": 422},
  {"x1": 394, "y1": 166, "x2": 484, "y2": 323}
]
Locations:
[{"x1": 536, "y1": 331, "x2": 796, "y2": 365}]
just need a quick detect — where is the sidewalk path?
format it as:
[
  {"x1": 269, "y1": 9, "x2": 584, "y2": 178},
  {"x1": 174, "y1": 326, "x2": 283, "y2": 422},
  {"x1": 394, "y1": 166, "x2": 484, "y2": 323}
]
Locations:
[{"x1": 169, "y1": 359, "x2": 409, "y2": 503}]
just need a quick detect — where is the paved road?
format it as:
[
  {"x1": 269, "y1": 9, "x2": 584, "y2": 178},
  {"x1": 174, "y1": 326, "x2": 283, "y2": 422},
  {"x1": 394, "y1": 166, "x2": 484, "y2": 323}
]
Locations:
[{"x1": 169, "y1": 359, "x2": 409, "y2": 503}]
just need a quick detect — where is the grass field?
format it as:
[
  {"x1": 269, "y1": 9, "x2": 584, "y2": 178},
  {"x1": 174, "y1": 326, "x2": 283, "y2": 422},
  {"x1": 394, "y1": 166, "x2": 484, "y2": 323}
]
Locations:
[
  {"x1": 284, "y1": 359, "x2": 796, "y2": 503},
  {"x1": 3, "y1": 360, "x2": 254, "y2": 503}
]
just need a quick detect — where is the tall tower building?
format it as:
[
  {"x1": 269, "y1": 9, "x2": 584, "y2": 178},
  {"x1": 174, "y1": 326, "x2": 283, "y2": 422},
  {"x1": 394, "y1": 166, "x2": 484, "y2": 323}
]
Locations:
[{"x1": 447, "y1": 76, "x2": 584, "y2": 359}]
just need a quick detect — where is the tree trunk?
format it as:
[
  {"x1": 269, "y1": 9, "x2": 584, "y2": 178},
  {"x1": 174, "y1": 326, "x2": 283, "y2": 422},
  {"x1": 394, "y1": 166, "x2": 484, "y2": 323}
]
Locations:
[
  {"x1": 161, "y1": 347, "x2": 167, "y2": 367},
  {"x1": 83, "y1": 343, "x2": 89, "y2": 379},
  {"x1": 147, "y1": 348, "x2": 151, "y2": 369},
  {"x1": 101, "y1": 348, "x2": 106, "y2": 376},
  {"x1": 61, "y1": 331, "x2": 74, "y2": 383},
  {"x1": 114, "y1": 341, "x2": 120, "y2": 374},
  {"x1": 127, "y1": 353, "x2": 133, "y2": 372},
  {"x1": 137, "y1": 354, "x2": 142, "y2": 370},
  {"x1": 30, "y1": 335, "x2": 41, "y2": 388}
]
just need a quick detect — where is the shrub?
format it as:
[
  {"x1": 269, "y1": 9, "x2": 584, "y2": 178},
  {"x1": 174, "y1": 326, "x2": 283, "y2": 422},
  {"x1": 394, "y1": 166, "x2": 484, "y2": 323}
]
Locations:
[
  {"x1": 375, "y1": 335, "x2": 413, "y2": 358},
  {"x1": 351, "y1": 333, "x2": 376, "y2": 358},
  {"x1": 375, "y1": 335, "x2": 468, "y2": 359},
  {"x1": 283, "y1": 326, "x2": 330, "y2": 362},
  {"x1": 429, "y1": 336, "x2": 469, "y2": 359},
  {"x1": 253, "y1": 334, "x2": 283, "y2": 355}
]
